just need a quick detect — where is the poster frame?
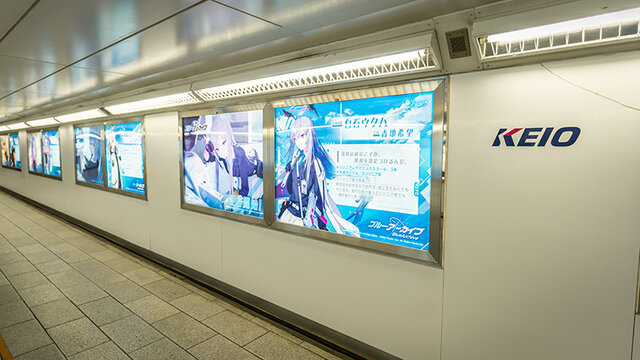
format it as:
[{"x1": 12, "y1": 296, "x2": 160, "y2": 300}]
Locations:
[
  {"x1": 28, "y1": 127, "x2": 63, "y2": 181},
  {"x1": 27, "y1": 129, "x2": 43, "y2": 175},
  {"x1": 102, "y1": 117, "x2": 148, "y2": 200},
  {"x1": 265, "y1": 78, "x2": 447, "y2": 265},
  {"x1": 74, "y1": 121, "x2": 108, "y2": 191},
  {"x1": 178, "y1": 106, "x2": 267, "y2": 227},
  {"x1": 2, "y1": 132, "x2": 22, "y2": 172}
]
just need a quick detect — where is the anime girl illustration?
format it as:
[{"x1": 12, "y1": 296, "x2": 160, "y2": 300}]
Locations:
[
  {"x1": 42, "y1": 134, "x2": 51, "y2": 174},
  {"x1": 275, "y1": 109, "x2": 359, "y2": 236},
  {"x1": 1, "y1": 137, "x2": 7, "y2": 166},
  {"x1": 29, "y1": 134, "x2": 42, "y2": 172},
  {"x1": 183, "y1": 112, "x2": 264, "y2": 216},
  {"x1": 203, "y1": 115, "x2": 263, "y2": 197},
  {"x1": 106, "y1": 134, "x2": 121, "y2": 189},
  {"x1": 9, "y1": 147, "x2": 15, "y2": 168},
  {"x1": 183, "y1": 116, "x2": 224, "y2": 208},
  {"x1": 76, "y1": 127, "x2": 102, "y2": 184}
]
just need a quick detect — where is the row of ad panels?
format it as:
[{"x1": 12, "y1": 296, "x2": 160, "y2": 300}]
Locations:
[{"x1": 0, "y1": 79, "x2": 446, "y2": 264}]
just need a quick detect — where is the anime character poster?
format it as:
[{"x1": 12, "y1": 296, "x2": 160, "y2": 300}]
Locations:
[
  {"x1": 75, "y1": 126, "x2": 104, "y2": 185},
  {"x1": 1, "y1": 135, "x2": 8, "y2": 167},
  {"x1": 42, "y1": 130, "x2": 62, "y2": 177},
  {"x1": 28, "y1": 132, "x2": 43, "y2": 173},
  {"x1": 104, "y1": 122, "x2": 145, "y2": 195},
  {"x1": 8, "y1": 133, "x2": 21, "y2": 170},
  {"x1": 274, "y1": 92, "x2": 434, "y2": 251},
  {"x1": 182, "y1": 111, "x2": 264, "y2": 218}
]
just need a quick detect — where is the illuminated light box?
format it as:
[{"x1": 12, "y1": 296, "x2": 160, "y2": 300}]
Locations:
[
  {"x1": 182, "y1": 110, "x2": 264, "y2": 218},
  {"x1": 75, "y1": 125, "x2": 104, "y2": 186},
  {"x1": 104, "y1": 121, "x2": 146, "y2": 195},
  {"x1": 8, "y1": 133, "x2": 21, "y2": 170},
  {"x1": 1, "y1": 135, "x2": 9, "y2": 167},
  {"x1": 28, "y1": 132, "x2": 43, "y2": 173},
  {"x1": 42, "y1": 129, "x2": 62, "y2": 178},
  {"x1": 274, "y1": 92, "x2": 434, "y2": 251}
]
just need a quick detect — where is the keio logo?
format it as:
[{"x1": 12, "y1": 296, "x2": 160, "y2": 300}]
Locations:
[{"x1": 492, "y1": 127, "x2": 581, "y2": 147}]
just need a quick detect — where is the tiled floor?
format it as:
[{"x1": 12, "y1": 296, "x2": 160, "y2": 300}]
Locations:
[{"x1": 0, "y1": 192, "x2": 347, "y2": 360}]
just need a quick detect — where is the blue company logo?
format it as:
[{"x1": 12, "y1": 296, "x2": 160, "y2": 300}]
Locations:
[{"x1": 492, "y1": 127, "x2": 581, "y2": 147}]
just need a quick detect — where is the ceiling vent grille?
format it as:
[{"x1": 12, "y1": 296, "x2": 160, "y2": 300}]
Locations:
[{"x1": 446, "y1": 29, "x2": 472, "y2": 59}]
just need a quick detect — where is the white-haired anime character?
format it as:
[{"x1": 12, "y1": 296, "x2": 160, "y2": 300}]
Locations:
[
  {"x1": 275, "y1": 110, "x2": 359, "y2": 236},
  {"x1": 202, "y1": 114, "x2": 263, "y2": 198},
  {"x1": 106, "y1": 134, "x2": 121, "y2": 189}
]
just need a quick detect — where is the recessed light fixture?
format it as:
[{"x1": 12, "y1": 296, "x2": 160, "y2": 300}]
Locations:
[
  {"x1": 26, "y1": 118, "x2": 59, "y2": 127},
  {"x1": 7, "y1": 122, "x2": 30, "y2": 130},
  {"x1": 55, "y1": 109, "x2": 106, "y2": 123},
  {"x1": 475, "y1": 6, "x2": 640, "y2": 60}
]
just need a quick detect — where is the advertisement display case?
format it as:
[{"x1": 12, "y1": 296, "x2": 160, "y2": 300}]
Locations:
[
  {"x1": 7, "y1": 133, "x2": 21, "y2": 170},
  {"x1": 28, "y1": 131, "x2": 43, "y2": 174},
  {"x1": 27, "y1": 128, "x2": 62, "y2": 179},
  {"x1": 42, "y1": 129, "x2": 62, "y2": 178},
  {"x1": 1, "y1": 135, "x2": 8, "y2": 167},
  {"x1": 75, "y1": 125, "x2": 104, "y2": 187},
  {"x1": 74, "y1": 120, "x2": 147, "y2": 199},
  {"x1": 266, "y1": 78, "x2": 446, "y2": 264},
  {"x1": 104, "y1": 120, "x2": 146, "y2": 197},
  {"x1": 180, "y1": 106, "x2": 264, "y2": 225}
]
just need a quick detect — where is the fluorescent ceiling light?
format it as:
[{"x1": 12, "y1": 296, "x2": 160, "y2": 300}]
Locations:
[
  {"x1": 105, "y1": 92, "x2": 201, "y2": 115},
  {"x1": 26, "y1": 118, "x2": 59, "y2": 127},
  {"x1": 7, "y1": 122, "x2": 29, "y2": 130},
  {"x1": 195, "y1": 49, "x2": 437, "y2": 102},
  {"x1": 477, "y1": 6, "x2": 640, "y2": 59},
  {"x1": 0, "y1": 125, "x2": 9, "y2": 132},
  {"x1": 488, "y1": 7, "x2": 640, "y2": 42},
  {"x1": 55, "y1": 109, "x2": 106, "y2": 123}
]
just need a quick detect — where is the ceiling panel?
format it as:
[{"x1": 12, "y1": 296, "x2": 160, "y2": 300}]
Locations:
[
  {"x1": 74, "y1": 1, "x2": 280, "y2": 77},
  {"x1": 2, "y1": 1, "x2": 280, "y2": 115},
  {"x1": 0, "y1": 65, "x2": 127, "y2": 113},
  {"x1": 0, "y1": 0, "x2": 506, "y2": 122},
  {"x1": 26, "y1": 66, "x2": 127, "y2": 99},
  {"x1": 0, "y1": 0, "x2": 201, "y2": 66},
  {"x1": 297, "y1": 0, "x2": 500, "y2": 44},
  {"x1": 0, "y1": 0, "x2": 33, "y2": 37},
  {"x1": 0, "y1": 55, "x2": 64, "y2": 92},
  {"x1": 214, "y1": 0, "x2": 413, "y2": 30}
]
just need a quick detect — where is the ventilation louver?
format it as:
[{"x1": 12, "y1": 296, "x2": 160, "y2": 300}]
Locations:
[{"x1": 446, "y1": 29, "x2": 472, "y2": 59}]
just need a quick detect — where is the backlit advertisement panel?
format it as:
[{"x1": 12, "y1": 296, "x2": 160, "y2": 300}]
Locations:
[
  {"x1": 28, "y1": 132, "x2": 43, "y2": 173},
  {"x1": 8, "y1": 133, "x2": 21, "y2": 170},
  {"x1": 274, "y1": 92, "x2": 433, "y2": 251},
  {"x1": 104, "y1": 122, "x2": 145, "y2": 195},
  {"x1": 1, "y1": 136, "x2": 8, "y2": 167},
  {"x1": 75, "y1": 126, "x2": 104, "y2": 185},
  {"x1": 182, "y1": 111, "x2": 264, "y2": 218},
  {"x1": 43, "y1": 130, "x2": 62, "y2": 177}
]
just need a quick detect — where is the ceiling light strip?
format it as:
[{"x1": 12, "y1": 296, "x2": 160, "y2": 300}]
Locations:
[
  {"x1": 55, "y1": 109, "x2": 106, "y2": 123},
  {"x1": 478, "y1": 7, "x2": 640, "y2": 60},
  {"x1": 26, "y1": 118, "x2": 59, "y2": 127},
  {"x1": 7, "y1": 122, "x2": 29, "y2": 130},
  {"x1": 105, "y1": 92, "x2": 201, "y2": 115},
  {"x1": 195, "y1": 49, "x2": 436, "y2": 102}
]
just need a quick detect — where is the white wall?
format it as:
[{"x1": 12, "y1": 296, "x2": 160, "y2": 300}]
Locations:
[
  {"x1": 442, "y1": 50, "x2": 640, "y2": 360},
  {"x1": 2, "y1": 49, "x2": 640, "y2": 360}
]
